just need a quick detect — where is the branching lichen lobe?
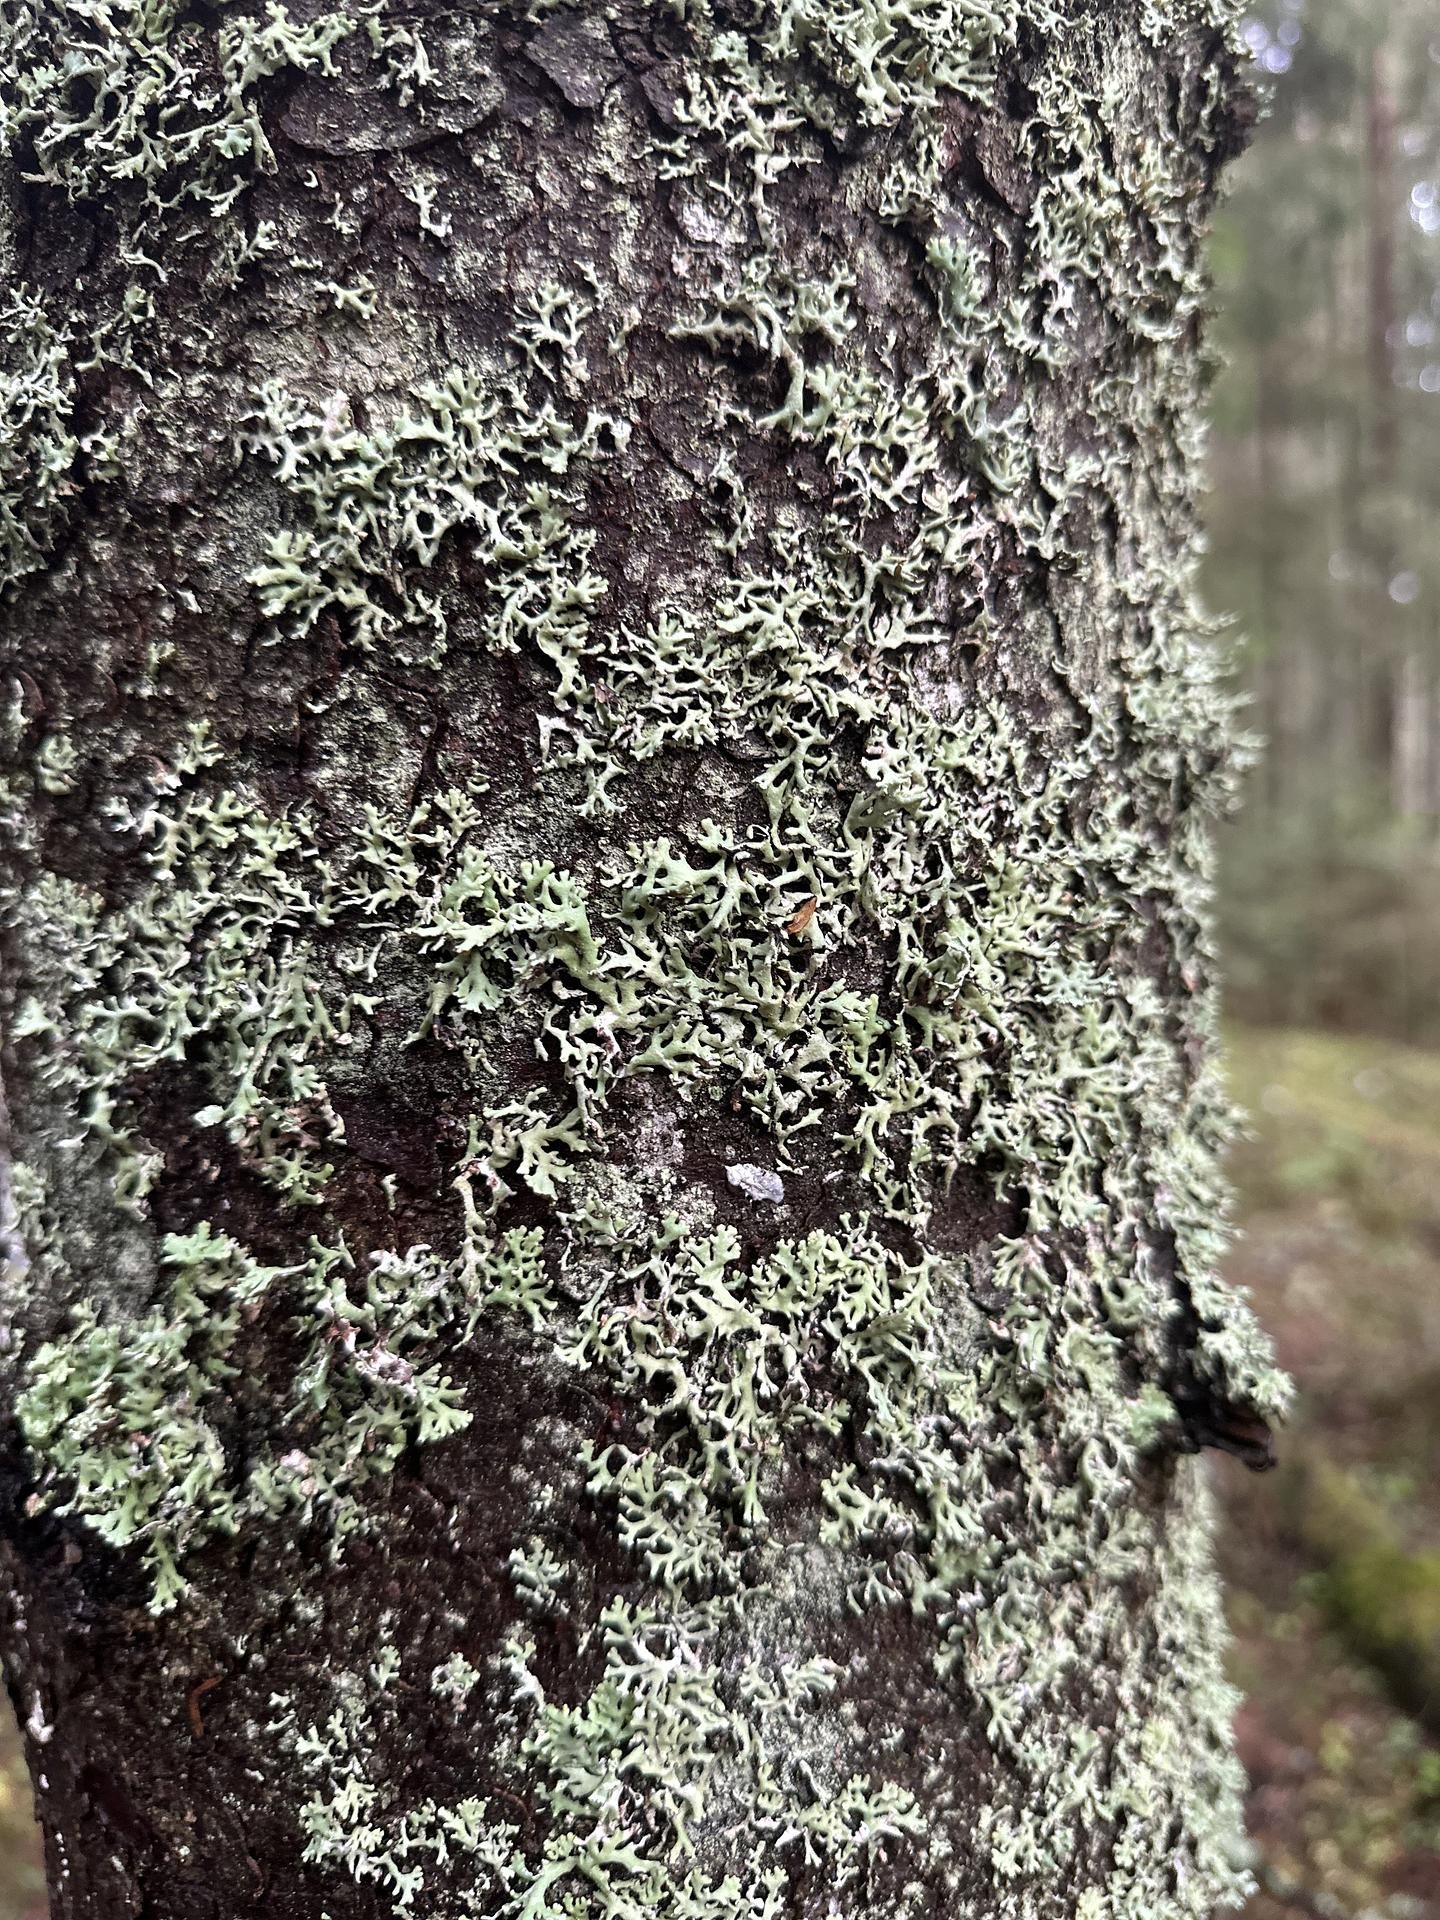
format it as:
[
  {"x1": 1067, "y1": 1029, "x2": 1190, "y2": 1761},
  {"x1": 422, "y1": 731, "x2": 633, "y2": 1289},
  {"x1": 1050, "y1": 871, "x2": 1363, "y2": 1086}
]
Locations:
[{"x1": 0, "y1": 3, "x2": 1285, "y2": 1918}]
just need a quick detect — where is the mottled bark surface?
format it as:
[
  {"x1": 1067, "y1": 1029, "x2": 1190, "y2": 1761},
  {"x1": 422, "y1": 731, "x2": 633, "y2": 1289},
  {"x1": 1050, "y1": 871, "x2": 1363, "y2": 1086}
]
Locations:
[{"x1": 0, "y1": 4, "x2": 1287, "y2": 1918}]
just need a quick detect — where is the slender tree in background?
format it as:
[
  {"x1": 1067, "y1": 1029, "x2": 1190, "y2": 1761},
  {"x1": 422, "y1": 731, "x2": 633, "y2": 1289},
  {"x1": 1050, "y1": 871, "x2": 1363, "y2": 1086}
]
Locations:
[{"x1": 0, "y1": 4, "x2": 1287, "y2": 1917}]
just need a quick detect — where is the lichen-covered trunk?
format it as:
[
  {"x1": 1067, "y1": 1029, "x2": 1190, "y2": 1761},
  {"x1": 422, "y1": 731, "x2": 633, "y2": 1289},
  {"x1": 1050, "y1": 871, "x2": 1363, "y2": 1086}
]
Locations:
[{"x1": 0, "y1": 4, "x2": 1287, "y2": 1917}]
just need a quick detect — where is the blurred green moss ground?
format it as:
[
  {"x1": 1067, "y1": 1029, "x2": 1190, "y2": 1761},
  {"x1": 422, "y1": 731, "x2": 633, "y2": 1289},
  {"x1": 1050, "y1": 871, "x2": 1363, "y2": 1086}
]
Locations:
[
  {"x1": 1219, "y1": 1028, "x2": 1440, "y2": 1918},
  {"x1": 0, "y1": 1715, "x2": 43, "y2": 1920}
]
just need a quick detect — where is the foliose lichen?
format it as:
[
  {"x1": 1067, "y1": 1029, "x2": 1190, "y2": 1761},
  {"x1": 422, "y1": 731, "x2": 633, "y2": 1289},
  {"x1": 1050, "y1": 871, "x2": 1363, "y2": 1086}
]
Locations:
[{"x1": 2, "y1": 0, "x2": 1282, "y2": 1914}]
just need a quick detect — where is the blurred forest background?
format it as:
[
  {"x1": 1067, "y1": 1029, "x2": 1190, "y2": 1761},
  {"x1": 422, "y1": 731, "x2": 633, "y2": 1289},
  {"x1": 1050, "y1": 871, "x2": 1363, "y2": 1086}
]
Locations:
[
  {"x1": 1207, "y1": 2, "x2": 1440, "y2": 1916},
  {"x1": 1, "y1": 3, "x2": 1438, "y2": 1916}
]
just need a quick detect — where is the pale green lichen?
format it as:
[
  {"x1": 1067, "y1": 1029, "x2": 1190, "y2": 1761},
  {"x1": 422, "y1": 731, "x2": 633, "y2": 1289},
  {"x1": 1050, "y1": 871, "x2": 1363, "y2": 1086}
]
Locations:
[
  {"x1": 15, "y1": 1215, "x2": 553, "y2": 1610},
  {"x1": 0, "y1": 291, "x2": 79, "y2": 592},
  {"x1": 430, "y1": 1652, "x2": 483, "y2": 1704},
  {"x1": 0, "y1": 0, "x2": 371, "y2": 587},
  {"x1": 274, "y1": 1590, "x2": 922, "y2": 1919},
  {"x1": 18, "y1": 1223, "x2": 295, "y2": 1610},
  {"x1": 239, "y1": 361, "x2": 626, "y2": 667},
  {"x1": 1, "y1": 0, "x2": 357, "y2": 216}
]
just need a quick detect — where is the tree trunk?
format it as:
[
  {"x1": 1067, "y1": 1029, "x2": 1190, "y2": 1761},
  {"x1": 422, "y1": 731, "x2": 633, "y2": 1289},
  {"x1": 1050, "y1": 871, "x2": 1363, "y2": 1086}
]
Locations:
[{"x1": 0, "y1": 5, "x2": 1287, "y2": 1918}]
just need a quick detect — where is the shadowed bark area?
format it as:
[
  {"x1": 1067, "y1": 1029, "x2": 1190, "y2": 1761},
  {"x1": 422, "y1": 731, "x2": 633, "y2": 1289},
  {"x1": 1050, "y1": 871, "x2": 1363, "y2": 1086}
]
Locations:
[{"x1": 0, "y1": 4, "x2": 1287, "y2": 1917}]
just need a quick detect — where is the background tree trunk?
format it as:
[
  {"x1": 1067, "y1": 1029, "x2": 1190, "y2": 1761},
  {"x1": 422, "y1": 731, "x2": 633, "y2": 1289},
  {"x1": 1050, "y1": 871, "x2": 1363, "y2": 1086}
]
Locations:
[{"x1": 0, "y1": 4, "x2": 1287, "y2": 1918}]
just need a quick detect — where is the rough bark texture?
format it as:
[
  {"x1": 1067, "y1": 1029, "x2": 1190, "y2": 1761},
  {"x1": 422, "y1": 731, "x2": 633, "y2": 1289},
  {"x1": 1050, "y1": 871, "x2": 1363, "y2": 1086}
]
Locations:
[{"x1": 0, "y1": 4, "x2": 1288, "y2": 1918}]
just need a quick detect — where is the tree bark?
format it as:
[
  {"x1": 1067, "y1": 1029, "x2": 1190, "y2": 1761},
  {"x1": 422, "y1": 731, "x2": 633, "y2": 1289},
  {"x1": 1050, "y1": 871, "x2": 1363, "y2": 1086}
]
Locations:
[{"x1": 0, "y1": 4, "x2": 1287, "y2": 1918}]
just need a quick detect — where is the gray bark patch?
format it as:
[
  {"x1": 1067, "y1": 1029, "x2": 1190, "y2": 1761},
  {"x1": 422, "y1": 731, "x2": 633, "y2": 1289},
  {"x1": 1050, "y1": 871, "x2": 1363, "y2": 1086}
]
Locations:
[
  {"x1": 726, "y1": 1163, "x2": 786, "y2": 1204},
  {"x1": 527, "y1": 14, "x2": 622, "y2": 111}
]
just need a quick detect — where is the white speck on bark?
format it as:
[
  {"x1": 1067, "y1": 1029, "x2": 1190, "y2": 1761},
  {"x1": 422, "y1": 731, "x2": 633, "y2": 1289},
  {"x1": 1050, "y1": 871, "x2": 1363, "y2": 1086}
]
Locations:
[{"x1": 726, "y1": 1163, "x2": 785, "y2": 1204}]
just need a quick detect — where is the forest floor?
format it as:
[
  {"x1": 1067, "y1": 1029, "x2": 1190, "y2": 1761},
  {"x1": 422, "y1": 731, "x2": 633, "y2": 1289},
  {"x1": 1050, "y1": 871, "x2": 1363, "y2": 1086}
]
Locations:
[
  {"x1": 0, "y1": 1724, "x2": 42, "y2": 1920},
  {"x1": 0, "y1": 1023, "x2": 1436, "y2": 1919},
  {"x1": 1218, "y1": 1025, "x2": 1440, "y2": 1920}
]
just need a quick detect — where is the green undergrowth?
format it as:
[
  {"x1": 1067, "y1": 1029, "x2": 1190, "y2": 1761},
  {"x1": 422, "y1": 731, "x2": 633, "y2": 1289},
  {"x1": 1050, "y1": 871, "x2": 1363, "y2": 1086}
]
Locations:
[
  {"x1": 1219, "y1": 1023, "x2": 1440, "y2": 1916},
  {"x1": 1225, "y1": 1025, "x2": 1440, "y2": 1239},
  {"x1": 1295, "y1": 1462, "x2": 1440, "y2": 1737}
]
